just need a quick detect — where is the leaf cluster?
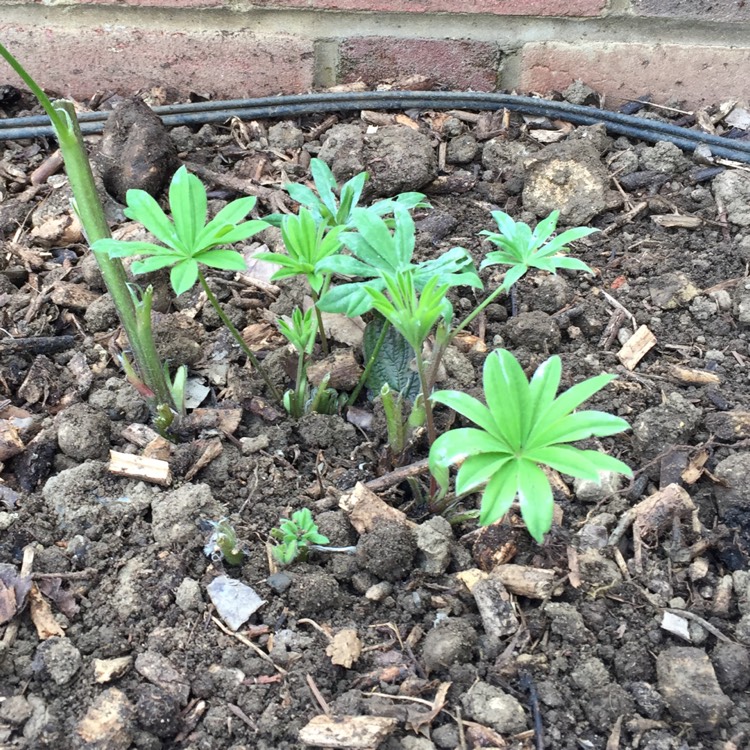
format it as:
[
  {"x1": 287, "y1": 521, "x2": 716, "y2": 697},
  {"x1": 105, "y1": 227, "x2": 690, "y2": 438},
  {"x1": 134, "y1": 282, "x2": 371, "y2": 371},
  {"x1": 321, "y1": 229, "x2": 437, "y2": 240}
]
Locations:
[
  {"x1": 429, "y1": 350, "x2": 632, "y2": 542},
  {"x1": 481, "y1": 209, "x2": 597, "y2": 289},
  {"x1": 270, "y1": 508, "x2": 329, "y2": 565},
  {"x1": 92, "y1": 166, "x2": 268, "y2": 295}
]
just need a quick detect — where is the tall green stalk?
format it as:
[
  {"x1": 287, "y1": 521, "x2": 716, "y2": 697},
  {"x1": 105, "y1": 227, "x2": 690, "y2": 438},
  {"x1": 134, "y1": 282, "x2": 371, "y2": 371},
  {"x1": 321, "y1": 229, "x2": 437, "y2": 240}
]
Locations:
[{"x1": 0, "y1": 43, "x2": 174, "y2": 410}]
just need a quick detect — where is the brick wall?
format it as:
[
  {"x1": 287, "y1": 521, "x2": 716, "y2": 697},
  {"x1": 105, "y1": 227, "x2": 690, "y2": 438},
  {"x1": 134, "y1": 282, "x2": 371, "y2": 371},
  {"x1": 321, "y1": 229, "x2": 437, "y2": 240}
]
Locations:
[{"x1": 1, "y1": 0, "x2": 748, "y2": 107}]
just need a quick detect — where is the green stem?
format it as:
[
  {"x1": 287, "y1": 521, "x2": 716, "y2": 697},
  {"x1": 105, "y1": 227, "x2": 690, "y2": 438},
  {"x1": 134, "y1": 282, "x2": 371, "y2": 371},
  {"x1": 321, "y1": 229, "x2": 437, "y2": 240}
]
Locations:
[
  {"x1": 414, "y1": 346, "x2": 436, "y2": 446},
  {"x1": 310, "y1": 291, "x2": 329, "y2": 356},
  {"x1": 452, "y1": 282, "x2": 508, "y2": 338},
  {"x1": 347, "y1": 318, "x2": 391, "y2": 408},
  {"x1": 294, "y1": 349, "x2": 308, "y2": 417},
  {"x1": 198, "y1": 271, "x2": 282, "y2": 403},
  {"x1": 0, "y1": 43, "x2": 174, "y2": 411}
]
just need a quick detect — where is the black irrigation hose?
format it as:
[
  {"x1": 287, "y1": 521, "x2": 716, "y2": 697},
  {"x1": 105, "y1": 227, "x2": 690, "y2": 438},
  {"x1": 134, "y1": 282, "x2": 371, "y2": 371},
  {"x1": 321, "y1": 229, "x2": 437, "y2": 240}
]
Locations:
[{"x1": 2, "y1": 90, "x2": 750, "y2": 163}]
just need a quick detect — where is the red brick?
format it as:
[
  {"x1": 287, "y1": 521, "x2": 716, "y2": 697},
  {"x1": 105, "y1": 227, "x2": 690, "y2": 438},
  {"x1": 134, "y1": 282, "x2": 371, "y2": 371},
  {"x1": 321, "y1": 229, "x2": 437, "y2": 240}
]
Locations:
[
  {"x1": 66, "y1": 0, "x2": 225, "y2": 5},
  {"x1": 339, "y1": 37, "x2": 498, "y2": 92},
  {"x1": 244, "y1": 0, "x2": 605, "y2": 16},
  {"x1": 520, "y1": 42, "x2": 750, "y2": 110},
  {"x1": 0, "y1": 25, "x2": 314, "y2": 100},
  {"x1": 632, "y1": 0, "x2": 750, "y2": 22}
]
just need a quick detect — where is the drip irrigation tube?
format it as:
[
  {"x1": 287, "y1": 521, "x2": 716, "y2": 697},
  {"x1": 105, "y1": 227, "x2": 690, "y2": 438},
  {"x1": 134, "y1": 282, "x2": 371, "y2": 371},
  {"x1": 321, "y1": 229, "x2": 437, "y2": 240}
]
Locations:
[{"x1": 1, "y1": 90, "x2": 749, "y2": 164}]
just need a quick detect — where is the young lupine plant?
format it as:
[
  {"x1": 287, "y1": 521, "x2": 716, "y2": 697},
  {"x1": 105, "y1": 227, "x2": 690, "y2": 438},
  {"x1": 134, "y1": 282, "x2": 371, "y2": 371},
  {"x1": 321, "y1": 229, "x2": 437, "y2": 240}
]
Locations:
[
  {"x1": 480, "y1": 210, "x2": 597, "y2": 289},
  {"x1": 429, "y1": 349, "x2": 632, "y2": 542},
  {"x1": 271, "y1": 508, "x2": 330, "y2": 565},
  {"x1": 265, "y1": 157, "x2": 427, "y2": 230},
  {"x1": 92, "y1": 166, "x2": 282, "y2": 402}
]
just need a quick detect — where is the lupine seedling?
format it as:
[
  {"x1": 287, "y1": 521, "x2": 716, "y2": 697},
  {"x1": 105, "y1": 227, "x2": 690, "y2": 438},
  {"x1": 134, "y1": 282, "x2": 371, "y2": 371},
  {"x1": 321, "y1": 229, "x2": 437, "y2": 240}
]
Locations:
[
  {"x1": 265, "y1": 157, "x2": 427, "y2": 231},
  {"x1": 429, "y1": 349, "x2": 632, "y2": 542},
  {"x1": 92, "y1": 166, "x2": 282, "y2": 402},
  {"x1": 203, "y1": 518, "x2": 245, "y2": 566},
  {"x1": 270, "y1": 508, "x2": 330, "y2": 565},
  {"x1": 480, "y1": 209, "x2": 596, "y2": 288}
]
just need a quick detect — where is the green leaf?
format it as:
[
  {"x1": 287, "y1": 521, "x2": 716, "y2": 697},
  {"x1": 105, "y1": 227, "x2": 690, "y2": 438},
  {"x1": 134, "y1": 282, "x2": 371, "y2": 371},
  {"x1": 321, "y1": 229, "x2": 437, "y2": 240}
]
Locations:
[
  {"x1": 317, "y1": 281, "x2": 382, "y2": 316},
  {"x1": 194, "y1": 195, "x2": 257, "y2": 248},
  {"x1": 551, "y1": 256, "x2": 593, "y2": 274},
  {"x1": 533, "y1": 410, "x2": 631, "y2": 446},
  {"x1": 209, "y1": 219, "x2": 268, "y2": 248},
  {"x1": 169, "y1": 166, "x2": 207, "y2": 251},
  {"x1": 310, "y1": 158, "x2": 339, "y2": 217},
  {"x1": 124, "y1": 189, "x2": 181, "y2": 250},
  {"x1": 131, "y1": 255, "x2": 181, "y2": 275},
  {"x1": 431, "y1": 389, "x2": 502, "y2": 441},
  {"x1": 170, "y1": 259, "x2": 199, "y2": 295},
  {"x1": 316, "y1": 254, "x2": 379, "y2": 278},
  {"x1": 363, "y1": 315, "x2": 420, "y2": 400},
  {"x1": 516, "y1": 459, "x2": 554, "y2": 542},
  {"x1": 478, "y1": 461, "x2": 520, "y2": 526},
  {"x1": 429, "y1": 428, "x2": 509, "y2": 476},
  {"x1": 196, "y1": 249, "x2": 247, "y2": 271},
  {"x1": 455, "y1": 453, "x2": 512, "y2": 496},
  {"x1": 483, "y1": 350, "x2": 530, "y2": 448}
]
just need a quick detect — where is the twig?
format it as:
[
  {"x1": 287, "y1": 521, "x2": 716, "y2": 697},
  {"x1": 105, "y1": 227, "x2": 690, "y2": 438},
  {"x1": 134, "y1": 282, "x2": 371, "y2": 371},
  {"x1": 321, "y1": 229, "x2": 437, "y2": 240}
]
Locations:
[
  {"x1": 306, "y1": 674, "x2": 331, "y2": 715},
  {"x1": 362, "y1": 458, "x2": 429, "y2": 493},
  {"x1": 520, "y1": 671, "x2": 544, "y2": 750},
  {"x1": 666, "y1": 608, "x2": 732, "y2": 644},
  {"x1": 211, "y1": 615, "x2": 287, "y2": 674},
  {"x1": 31, "y1": 568, "x2": 97, "y2": 580},
  {"x1": 455, "y1": 705, "x2": 468, "y2": 750},
  {"x1": 227, "y1": 703, "x2": 257, "y2": 731}
]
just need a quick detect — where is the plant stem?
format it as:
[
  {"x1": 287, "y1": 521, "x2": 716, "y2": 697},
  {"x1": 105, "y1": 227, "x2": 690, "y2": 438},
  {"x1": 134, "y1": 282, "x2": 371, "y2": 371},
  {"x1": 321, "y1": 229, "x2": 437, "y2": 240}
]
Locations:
[
  {"x1": 198, "y1": 271, "x2": 282, "y2": 403},
  {"x1": 310, "y1": 291, "x2": 329, "y2": 356},
  {"x1": 0, "y1": 43, "x2": 175, "y2": 411},
  {"x1": 347, "y1": 318, "x2": 391, "y2": 407},
  {"x1": 452, "y1": 282, "x2": 508, "y2": 338},
  {"x1": 414, "y1": 346, "x2": 436, "y2": 446}
]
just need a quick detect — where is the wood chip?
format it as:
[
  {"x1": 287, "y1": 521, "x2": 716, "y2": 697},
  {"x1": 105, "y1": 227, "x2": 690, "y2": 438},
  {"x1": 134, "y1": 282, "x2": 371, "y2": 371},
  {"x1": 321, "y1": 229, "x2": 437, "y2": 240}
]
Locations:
[
  {"x1": 0, "y1": 420, "x2": 24, "y2": 462},
  {"x1": 184, "y1": 438, "x2": 223, "y2": 482},
  {"x1": 490, "y1": 564, "x2": 563, "y2": 599},
  {"x1": 298, "y1": 715, "x2": 397, "y2": 748},
  {"x1": 121, "y1": 423, "x2": 161, "y2": 448},
  {"x1": 617, "y1": 325, "x2": 657, "y2": 370},
  {"x1": 651, "y1": 214, "x2": 703, "y2": 229},
  {"x1": 143, "y1": 436, "x2": 172, "y2": 462},
  {"x1": 668, "y1": 365, "x2": 720, "y2": 385},
  {"x1": 29, "y1": 583, "x2": 65, "y2": 639},
  {"x1": 93, "y1": 656, "x2": 133, "y2": 683},
  {"x1": 48, "y1": 282, "x2": 99, "y2": 311},
  {"x1": 339, "y1": 482, "x2": 416, "y2": 534},
  {"x1": 108, "y1": 451, "x2": 172, "y2": 486}
]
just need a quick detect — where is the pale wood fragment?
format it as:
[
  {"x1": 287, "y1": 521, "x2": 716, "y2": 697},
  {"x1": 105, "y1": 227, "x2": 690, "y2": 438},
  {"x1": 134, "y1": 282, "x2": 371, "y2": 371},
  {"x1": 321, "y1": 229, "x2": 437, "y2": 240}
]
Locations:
[
  {"x1": 339, "y1": 482, "x2": 415, "y2": 534},
  {"x1": 490, "y1": 564, "x2": 563, "y2": 599},
  {"x1": 121, "y1": 423, "x2": 161, "y2": 448},
  {"x1": 0, "y1": 420, "x2": 24, "y2": 462},
  {"x1": 668, "y1": 365, "x2": 720, "y2": 385},
  {"x1": 298, "y1": 715, "x2": 397, "y2": 749},
  {"x1": 108, "y1": 450, "x2": 172, "y2": 486},
  {"x1": 651, "y1": 214, "x2": 703, "y2": 229},
  {"x1": 617, "y1": 325, "x2": 657, "y2": 370}
]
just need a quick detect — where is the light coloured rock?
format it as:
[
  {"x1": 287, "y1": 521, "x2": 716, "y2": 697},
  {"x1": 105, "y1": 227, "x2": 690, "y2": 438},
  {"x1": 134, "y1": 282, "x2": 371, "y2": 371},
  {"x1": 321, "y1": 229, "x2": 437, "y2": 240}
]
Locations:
[
  {"x1": 461, "y1": 681, "x2": 528, "y2": 734},
  {"x1": 75, "y1": 688, "x2": 134, "y2": 750},
  {"x1": 416, "y1": 517, "x2": 453, "y2": 575},
  {"x1": 656, "y1": 647, "x2": 732, "y2": 731},
  {"x1": 574, "y1": 470, "x2": 622, "y2": 503}
]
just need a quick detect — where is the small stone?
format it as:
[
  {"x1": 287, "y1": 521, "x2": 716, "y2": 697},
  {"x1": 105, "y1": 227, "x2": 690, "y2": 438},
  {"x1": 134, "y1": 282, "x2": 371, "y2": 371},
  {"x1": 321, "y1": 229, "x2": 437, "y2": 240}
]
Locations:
[
  {"x1": 421, "y1": 618, "x2": 477, "y2": 673},
  {"x1": 357, "y1": 522, "x2": 416, "y2": 582},
  {"x1": 577, "y1": 548, "x2": 622, "y2": 590},
  {"x1": 711, "y1": 642, "x2": 750, "y2": 692},
  {"x1": 32, "y1": 637, "x2": 82, "y2": 686},
  {"x1": 735, "y1": 612, "x2": 750, "y2": 645},
  {"x1": 134, "y1": 651, "x2": 190, "y2": 705},
  {"x1": 56, "y1": 403, "x2": 111, "y2": 461},
  {"x1": 656, "y1": 646, "x2": 732, "y2": 731},
  {"x1": 151, "y1": 483, "x2": 223, "y2": 547},
  {"x1": 432, "y1": 723, "x2": 460, "y2": 749},
  {"x1": 544, "y1": 602, "x2": 591, "y2": 644},
  {"x1": 76, "y1": 688, "x2": 134, "y2": 750},
  {"x1": 239, "y1": 435, "x2": 270, "y2": 455},
  {"x1": 175, "y1": 578, "x2": 204, "y2": 612},
  {"x1": 649, "y1": 272, "x2": 701, "y2": 310},
  {"x1": 504, "y1": 310, "x2": 561, "y2": 352},
  {"x1": 268, "y1": 120, "x2": 304, "y2": 151},
  {"x1": 714, "y1": 453, "x2": 750, "y2": 520},
  {"x1": 364, "y1": 581, "x2": 393, "y2": 602},
  {"x1": 135, "y1": 685, "x2": 181, "y2": 738},
  {"x1": 415, "y1": 517, "x2": 453, "y2": 575},
  {"x1": 401, "y1": 737, "x2": 436, "y2": 750},
  {"x1": 267, "y1": 572, "x2": 292, "y2": 595},
  {"x1": 446, "y1": 134, "x2": 478, "y2": 165},
  {"x1": 0, "y1": 695, "x2": 32, "y2": 725},
  {"x1": 461, "y1": 681, "x2": 528, "y2": 735},
  {"x1": 632, "y1": 392, "x2": 702, "y2": 462},
  {"x1": 573, "y1": 470, "x2": 622, "y2": 503}
]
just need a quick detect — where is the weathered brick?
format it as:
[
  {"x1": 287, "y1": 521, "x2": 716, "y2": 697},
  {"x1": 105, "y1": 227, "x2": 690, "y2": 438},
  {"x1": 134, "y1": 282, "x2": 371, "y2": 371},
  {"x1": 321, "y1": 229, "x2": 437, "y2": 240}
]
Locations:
[
  {"x1": 244, "y1": 0, "x2": 605, "y2": 16},
  {"x1": 520, "y1": 42, "x2": 750, "y2": 110},
  {"x1": 0, "y1": 25, "x2": 314, "y2": 99},
  {"x1": 339, "y1": 37, "x2": 499, "y2": 92},
  {"x1": 65, "y1": 0, "x2": 225, "y2": 6},
  {"x1": 632, "y1": 0, "x2": 750, "y2": 22}
]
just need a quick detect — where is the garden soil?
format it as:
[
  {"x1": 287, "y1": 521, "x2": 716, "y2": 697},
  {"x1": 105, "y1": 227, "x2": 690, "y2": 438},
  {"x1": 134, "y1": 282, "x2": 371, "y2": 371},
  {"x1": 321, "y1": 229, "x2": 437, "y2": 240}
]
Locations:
[{"x1": 1, "y1": 85, "x2": 750, "y2": 750}]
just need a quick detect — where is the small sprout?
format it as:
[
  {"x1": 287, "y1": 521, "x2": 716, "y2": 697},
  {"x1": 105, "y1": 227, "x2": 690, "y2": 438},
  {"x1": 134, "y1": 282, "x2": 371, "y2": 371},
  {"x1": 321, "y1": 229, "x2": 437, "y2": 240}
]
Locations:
[
  {"x1": 270, "y1": 508, "x2": 329, "y2": 565},
  {"x1": 204, "y1": 518, "x2": 245, "y2": 566},
  {"x1": 480, "y1": 209, "x2": 597, "y2": 290}
]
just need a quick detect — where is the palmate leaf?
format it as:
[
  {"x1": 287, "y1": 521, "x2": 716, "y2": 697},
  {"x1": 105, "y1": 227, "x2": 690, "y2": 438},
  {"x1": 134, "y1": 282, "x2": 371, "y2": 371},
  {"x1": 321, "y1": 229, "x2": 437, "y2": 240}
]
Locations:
[
  {"x1": 169, "y1": 166, "x2": 207, "y2": 250},
  {"x1": 123, "y1": 189, "x2": 181, "y2": 250},
  {"x1": 428, "y1": 349, "x2": 631, "y2": 543}
]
